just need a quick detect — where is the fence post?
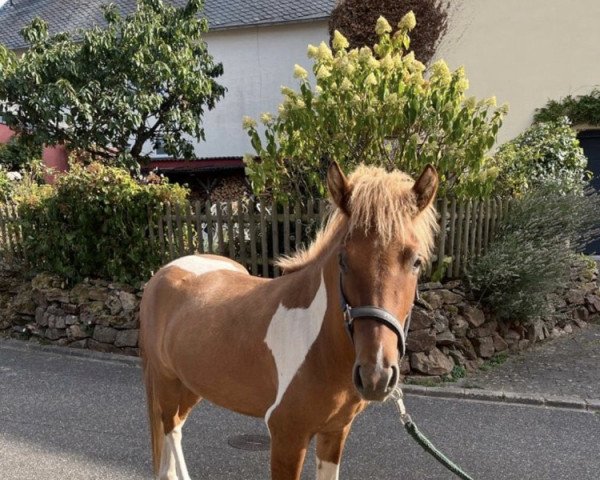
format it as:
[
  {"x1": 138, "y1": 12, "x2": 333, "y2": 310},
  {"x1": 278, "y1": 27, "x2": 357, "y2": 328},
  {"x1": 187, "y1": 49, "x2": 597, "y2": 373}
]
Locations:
[
  {"x1": 446, "y1": 198, "x2": 457, "y2": 278},
  {"x1": 271, "y1": 199, "x2": 280, "y2": 278},
  {"x1": 477, "y1": 200, "x2": 485, "y2": 257},
  {"x1": 294, "y1": 201, "x2": 302, "y2": 252},
  {"x1": 260, "y1": 201, "x2": 269, "y2": 277},
  {"x1": 175, "y1": 203, "x2": 185, "y2": 257},
  {"x1": 453, "y1": 200, "x2": 464, "y2": 276},
  {"x1": 469, "y1": 198, "x2": 479, "y2": 264},
  {"x1": 205, "y1": 200, "x2": 214, "y2": 253},
  {"x1": 226, "y1": 201, "x2": 235, "y2": 259},
  {"x1": 248, "y1": 199, "x2": 258, "y2": 275},
  {"x1": 283, "y1": 202, "x2": 290, "y2": 256},
  {"x1": 435, "y1": 197, "x2": 448, "y2": 275},
  {"x1": 165, "y1": 203, "x2": 175, "y2": 261},
  {"x1": 237, "y1": 199, "x2": 246, "y2": 269},
  {"x1": 193, "y1": 200, "x2": 203, "y2": 254},
  {"x1": 185, "y1": 201, "x2": 195, "y2": 255}
]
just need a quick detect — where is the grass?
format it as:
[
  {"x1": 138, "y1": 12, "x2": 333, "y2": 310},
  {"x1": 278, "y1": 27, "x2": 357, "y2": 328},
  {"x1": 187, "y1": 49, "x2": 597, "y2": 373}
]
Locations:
[
  {"x1": 479, "y1": 352, "x2": 508, "y2": 372},
  {"x1": 403, "y1": 377, "x2": 442, "y2": 387},
  {"x1": 440, "y1": 365, "x2": 467, "y2": 383},
  {"x1": 404, "y1": 364, "x2": 467, "y2": 387}
]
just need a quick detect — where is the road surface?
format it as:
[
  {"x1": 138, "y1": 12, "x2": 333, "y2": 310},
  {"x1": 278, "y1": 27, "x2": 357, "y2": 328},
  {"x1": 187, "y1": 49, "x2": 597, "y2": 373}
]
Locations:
[{"x1": 0, "y1": 342, "x2": 598, "y2": 479}]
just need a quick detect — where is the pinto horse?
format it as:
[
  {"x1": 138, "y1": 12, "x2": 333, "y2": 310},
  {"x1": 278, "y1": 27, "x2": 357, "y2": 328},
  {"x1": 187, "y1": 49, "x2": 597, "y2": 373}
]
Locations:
[{"x1": 140, "y1": 162, "x2": 439, "y2": 480}]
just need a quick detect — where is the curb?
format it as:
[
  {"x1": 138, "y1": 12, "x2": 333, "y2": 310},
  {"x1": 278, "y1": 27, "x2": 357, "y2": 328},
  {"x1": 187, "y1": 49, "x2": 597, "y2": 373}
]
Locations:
[
  {"x1": 402, "y1": 384, "x2": 600, "y2": 413},
  {"x1": 0, "y1": 338, "x2": 141, "y2": 367},
  {"x1": 2, "y1": 338, "x2": 599, "y2": 413}
]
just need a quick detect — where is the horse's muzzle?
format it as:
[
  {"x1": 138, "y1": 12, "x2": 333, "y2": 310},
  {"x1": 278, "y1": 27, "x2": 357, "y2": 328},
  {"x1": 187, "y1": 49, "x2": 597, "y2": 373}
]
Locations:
[{"x1": 353, "y1": 363, "x2": 399, "y2": 401}]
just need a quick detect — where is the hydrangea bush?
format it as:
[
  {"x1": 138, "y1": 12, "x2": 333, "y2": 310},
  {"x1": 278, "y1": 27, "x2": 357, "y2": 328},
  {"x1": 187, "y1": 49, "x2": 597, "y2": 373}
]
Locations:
[
  {"x1": 243, "y1": 14, "x2": 507, "y2": 202},
  {"x1": 493, "y1": 117, "x2": 589, "y2": 196}
]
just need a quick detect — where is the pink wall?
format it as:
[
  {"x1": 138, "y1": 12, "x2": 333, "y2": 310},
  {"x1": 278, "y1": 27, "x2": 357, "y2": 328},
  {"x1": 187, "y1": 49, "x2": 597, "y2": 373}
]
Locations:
[
  {"x1": 0, "y1": 123, "x2": 68, "y2": 183},
  {"x1": 0, "y1": 124, "x2": 15, "y2": 143},
  {"x1": 42, "y1": 145, "x2": 69, "y2": 183}
]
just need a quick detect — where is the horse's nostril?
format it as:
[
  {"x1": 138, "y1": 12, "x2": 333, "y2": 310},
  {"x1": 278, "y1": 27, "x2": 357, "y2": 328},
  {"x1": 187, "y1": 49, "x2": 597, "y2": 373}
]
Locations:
[
  {"x1": 353, "y1": 365, "x2": 364, "y2": 390},
  {"x1": 387, "y1": 365, "x2": 399, "y2": 390}
]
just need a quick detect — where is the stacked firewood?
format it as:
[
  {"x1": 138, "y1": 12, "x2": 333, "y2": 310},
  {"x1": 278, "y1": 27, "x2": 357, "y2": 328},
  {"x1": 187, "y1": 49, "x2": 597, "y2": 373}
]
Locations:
[{"x1": 209, "y1": 177, "x2": 250, "y2": 202}]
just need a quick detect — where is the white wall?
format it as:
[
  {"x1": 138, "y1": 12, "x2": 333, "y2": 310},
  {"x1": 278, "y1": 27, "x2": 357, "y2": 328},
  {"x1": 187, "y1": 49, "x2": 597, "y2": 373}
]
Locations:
[
  {"x1": 434, "y1": 0, "x2": 600, "y2": 145},
  {"x1": 191, "y1": 21, "x2": 329, "y2": 159}
]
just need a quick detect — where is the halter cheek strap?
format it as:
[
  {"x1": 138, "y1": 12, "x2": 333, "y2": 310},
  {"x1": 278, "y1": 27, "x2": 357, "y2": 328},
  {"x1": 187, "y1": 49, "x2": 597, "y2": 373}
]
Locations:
[{"x1": 339, "y1": 273, "x2": 415, "y2": 358}]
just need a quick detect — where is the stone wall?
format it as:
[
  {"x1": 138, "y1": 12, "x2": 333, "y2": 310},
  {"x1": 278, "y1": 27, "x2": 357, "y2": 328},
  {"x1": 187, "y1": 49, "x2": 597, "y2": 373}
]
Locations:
[
  {"x1": 0, "y1": 261, "x2": 598, "y2": 377},
  {"x1": 402, "y1": 260, "x2": 600, "y2": 378},
  {"x1": 0, "y1": 268, "x2": 142, "y2": 355}
]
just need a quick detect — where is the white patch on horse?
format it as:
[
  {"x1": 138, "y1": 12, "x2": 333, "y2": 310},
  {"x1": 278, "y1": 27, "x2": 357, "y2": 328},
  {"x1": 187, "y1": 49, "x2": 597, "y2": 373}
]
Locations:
[
  {"x1": 376, "y1": 343, "x2": 384, "y2": 367},
  {"x1": 158, "y1": 424, "x2": 191, "y2": 480},
  {"x1": 264, "y1": 274, "x2": 327, "y2": 424},
  {"x1": 316, "y1": 459, "x2": 339, "y2": 480},
  {"x1": 167, "y1": 256, "x2": 244, "y2": 276}
]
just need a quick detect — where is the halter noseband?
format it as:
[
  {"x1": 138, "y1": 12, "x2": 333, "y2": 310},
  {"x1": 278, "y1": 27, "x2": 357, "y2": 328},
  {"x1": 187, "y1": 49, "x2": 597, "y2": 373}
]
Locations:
[{"x1": 339, "y1": 272, "x2": 416, "y2": 358}]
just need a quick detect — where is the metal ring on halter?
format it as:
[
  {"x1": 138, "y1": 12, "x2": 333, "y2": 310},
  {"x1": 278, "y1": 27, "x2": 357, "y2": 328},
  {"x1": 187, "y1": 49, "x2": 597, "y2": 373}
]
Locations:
[{"x1": 339, "y1": 273, "x2": 414, "y2": 358}]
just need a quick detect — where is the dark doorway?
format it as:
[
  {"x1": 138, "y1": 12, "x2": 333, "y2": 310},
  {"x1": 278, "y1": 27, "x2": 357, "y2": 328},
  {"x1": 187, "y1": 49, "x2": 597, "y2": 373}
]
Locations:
[{"x1": 578, "y1": 130, "x2": 600, "y2": 255}]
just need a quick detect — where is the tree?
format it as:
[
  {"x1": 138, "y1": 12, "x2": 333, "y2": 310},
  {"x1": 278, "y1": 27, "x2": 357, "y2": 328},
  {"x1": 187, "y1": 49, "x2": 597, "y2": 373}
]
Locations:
[
  {"x1": 0, "y1": 0, "x2": 225, "y2": 169},
  {"x1": 244, "y1": 14, "x2": 507, "y2": 202},
  {"x1": 329, "y1": 0, "x2": 449, "y2": 66}
]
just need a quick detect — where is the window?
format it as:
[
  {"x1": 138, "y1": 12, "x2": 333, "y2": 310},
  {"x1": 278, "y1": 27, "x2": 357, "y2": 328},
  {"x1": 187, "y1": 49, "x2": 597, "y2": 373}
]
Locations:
[{"x1": 153, "y1": 137, "x2": 169, "y2": 157}]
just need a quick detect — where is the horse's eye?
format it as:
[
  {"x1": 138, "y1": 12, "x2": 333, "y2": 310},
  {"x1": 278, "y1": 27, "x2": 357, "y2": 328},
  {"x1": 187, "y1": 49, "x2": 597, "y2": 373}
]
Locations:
[
  {"x1": 339, "y1": 252, "x2": 349, "y2": 273},
  {"x1": 413, "y1": 257, "x2": 422, "y2": 270}
]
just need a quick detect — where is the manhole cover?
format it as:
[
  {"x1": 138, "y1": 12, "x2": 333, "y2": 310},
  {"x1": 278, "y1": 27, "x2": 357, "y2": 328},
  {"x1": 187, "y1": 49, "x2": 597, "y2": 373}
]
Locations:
[{"x1": 227, "y1": 434, "x2": 271, "y2": 451}]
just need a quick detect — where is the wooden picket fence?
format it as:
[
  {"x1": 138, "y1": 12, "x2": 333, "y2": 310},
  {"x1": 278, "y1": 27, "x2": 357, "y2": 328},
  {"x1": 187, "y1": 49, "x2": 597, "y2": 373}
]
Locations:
[
  {"x1": 147, "y1": 197, "x2": 512, "y2": 279},
  {"x1": 0, "y1": 197, "x2": 511, "y2": 279},
  {"x1": 0, "y1": 203, "x2": 23, "y2": 261}
]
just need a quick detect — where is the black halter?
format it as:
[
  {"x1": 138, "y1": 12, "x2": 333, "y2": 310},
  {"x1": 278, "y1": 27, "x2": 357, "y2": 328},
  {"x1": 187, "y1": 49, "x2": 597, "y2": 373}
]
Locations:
[{"x1": 339, "y1": 272, "x2": 416, "y2": 358}]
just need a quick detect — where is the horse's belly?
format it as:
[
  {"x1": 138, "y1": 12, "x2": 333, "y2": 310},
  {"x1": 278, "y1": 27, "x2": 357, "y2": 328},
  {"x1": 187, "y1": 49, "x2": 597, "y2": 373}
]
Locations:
[{"x1": 173, "y1": 337, "x2": 277, "y2": 417}]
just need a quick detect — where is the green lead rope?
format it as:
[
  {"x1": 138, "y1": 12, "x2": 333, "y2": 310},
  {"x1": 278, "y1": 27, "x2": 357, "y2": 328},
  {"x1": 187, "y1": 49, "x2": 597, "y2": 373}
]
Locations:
[{"x1": 391, "y1": 388, "x2": 475, "y2": 480}]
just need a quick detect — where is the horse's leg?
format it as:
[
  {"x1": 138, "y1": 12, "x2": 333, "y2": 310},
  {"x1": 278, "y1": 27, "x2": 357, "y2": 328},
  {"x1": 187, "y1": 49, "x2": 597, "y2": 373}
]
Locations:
[
  {"x1": 157, "y1": 377, "x2": 201, "y2": 480},
  {"x1": 269, "y1": 426, "x2": 311, "y2": 480},
  {"x1": 315, "y1": 425, "x2": 352, "y2": 480}
]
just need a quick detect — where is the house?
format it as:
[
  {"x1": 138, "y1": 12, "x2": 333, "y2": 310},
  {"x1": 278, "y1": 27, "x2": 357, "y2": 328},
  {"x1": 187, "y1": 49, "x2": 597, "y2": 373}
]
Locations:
[
  {"x1": 433, "y1": 0, "x2": 600, "y2": 253},
  {"x1": 0, "y1": 0, "x2": 336, "y2": 196},
  {"x1": 1, "y1": 0, "x2": 599, "y2": 195}
]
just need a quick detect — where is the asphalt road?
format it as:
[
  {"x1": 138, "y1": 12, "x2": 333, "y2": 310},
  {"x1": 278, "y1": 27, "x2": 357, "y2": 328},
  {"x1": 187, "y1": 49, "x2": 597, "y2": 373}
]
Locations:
[{"x1": 0, "y1": 342, "x2": 599, "y2": 480}]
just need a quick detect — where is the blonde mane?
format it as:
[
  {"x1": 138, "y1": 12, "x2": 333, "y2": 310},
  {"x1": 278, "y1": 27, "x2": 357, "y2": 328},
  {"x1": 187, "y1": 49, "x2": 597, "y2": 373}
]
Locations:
[{"x1": 277, "y1": 165, "x2": 439, "y2": 273}]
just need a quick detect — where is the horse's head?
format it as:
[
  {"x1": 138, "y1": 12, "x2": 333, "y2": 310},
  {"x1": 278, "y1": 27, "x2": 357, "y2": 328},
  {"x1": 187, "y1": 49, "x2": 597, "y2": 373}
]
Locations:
[{"x1": 328, "y1": 162, "x2": 438, "y2": 401}]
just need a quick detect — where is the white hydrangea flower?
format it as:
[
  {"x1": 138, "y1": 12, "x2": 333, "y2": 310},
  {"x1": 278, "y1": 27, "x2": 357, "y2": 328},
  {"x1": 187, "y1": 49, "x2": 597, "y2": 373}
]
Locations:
[
  {"x1": 293, "y1": 64, "x2": 308, "y2": 80},
  {"x1": 242, "y1": 116, "x2": 256, "y2": 129},
  {"x1": 375, "y1": 16, "x2": 392, "y2": 36},
  {"x1": 399, "y1": 11, "x2": 417, "y2": 31}
]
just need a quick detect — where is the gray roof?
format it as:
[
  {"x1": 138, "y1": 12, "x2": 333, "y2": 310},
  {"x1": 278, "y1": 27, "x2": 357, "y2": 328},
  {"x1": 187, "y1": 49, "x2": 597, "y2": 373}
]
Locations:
[{"x1": 0, "y1": 0, "x2": 335, "y2": 50}]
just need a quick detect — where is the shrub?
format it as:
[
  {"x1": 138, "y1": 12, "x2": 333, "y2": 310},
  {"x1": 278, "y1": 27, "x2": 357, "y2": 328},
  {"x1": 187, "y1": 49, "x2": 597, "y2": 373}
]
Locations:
[
  {"x1": 0, "y1": 168, "x2": 13, "y2": 200},
  {"x1": 493, "y1": 118, "x2": 589, "y2": 196},
  {"x1": 534, "y1": 88, "x2": 600, "y2": 126},
  {"x1": 16, "y1": 162, "x2": 188, "y2": 283},
  {"x1": 0, "y1": 136, "x2": 42, "y2": 172},
  {"x1": 243, "y1": 14, "x2": 506, "y2": 203},
  {"x1": 466, "y1": 189, "x2": 600, "y2": 322}
]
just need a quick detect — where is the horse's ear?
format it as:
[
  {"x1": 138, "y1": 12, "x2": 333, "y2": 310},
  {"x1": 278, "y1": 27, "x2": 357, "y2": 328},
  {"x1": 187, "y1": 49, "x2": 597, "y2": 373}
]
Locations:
[
  {"x1": 412, "y1": 164, "x2": 438, "y2": 212},
  {"x1": 327, "y1": 161, "x2": 351, "y2": 215}
]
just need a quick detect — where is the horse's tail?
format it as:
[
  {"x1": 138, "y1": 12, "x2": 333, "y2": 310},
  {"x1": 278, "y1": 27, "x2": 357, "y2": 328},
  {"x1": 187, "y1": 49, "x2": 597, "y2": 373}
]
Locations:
[{"x1": 142, "y1": 357, "x2": 163, "y2": 476}]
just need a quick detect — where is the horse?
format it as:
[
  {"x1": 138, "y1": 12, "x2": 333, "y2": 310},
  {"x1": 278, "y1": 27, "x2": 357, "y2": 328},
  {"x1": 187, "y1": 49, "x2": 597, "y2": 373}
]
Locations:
[{"x1": 139, "y1": 161, "x2": 439, "y2": 480}]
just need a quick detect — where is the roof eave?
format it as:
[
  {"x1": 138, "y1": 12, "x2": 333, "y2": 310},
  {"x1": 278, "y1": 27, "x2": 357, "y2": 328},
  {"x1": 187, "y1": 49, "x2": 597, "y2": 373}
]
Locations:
[{"x1": 207, "y1": 15, "x2": 330, "y2": 33}]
